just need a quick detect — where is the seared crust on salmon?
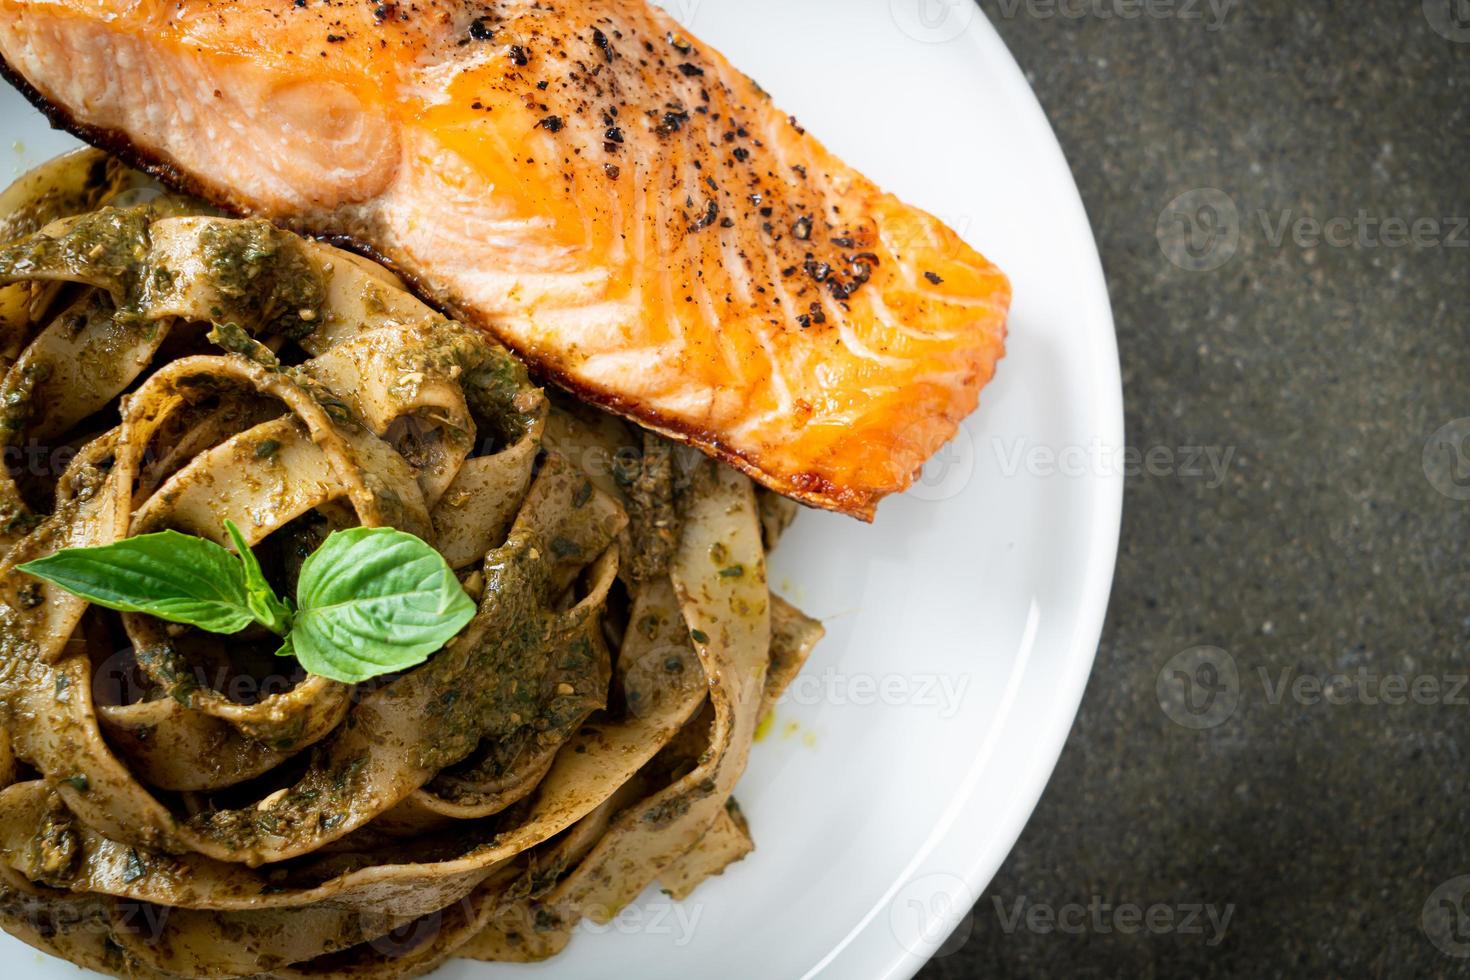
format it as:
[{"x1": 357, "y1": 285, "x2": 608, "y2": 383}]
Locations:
[{"x1": 0, "y1": 0, "x2": 1009, "y2": 519}]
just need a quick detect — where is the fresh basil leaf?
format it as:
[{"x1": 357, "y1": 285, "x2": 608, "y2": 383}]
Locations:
[
  {"x1": 289, "y1": 526, "x2": 476, "y2": 684},
  {"x1": 224, "y1": 519, "x2": 292, "y2": 636},
  {"x1": 19, "y1": 531, "x2": 256, "y2": 634}
]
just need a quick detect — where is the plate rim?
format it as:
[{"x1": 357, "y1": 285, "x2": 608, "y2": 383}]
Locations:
[{"x1": 816, "y1": 9, "x2": 1125, "y2": 980}]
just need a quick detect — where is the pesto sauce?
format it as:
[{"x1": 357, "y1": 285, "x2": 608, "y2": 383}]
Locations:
[
  {"x1": 205, "y1": 321, "x2": 281, "y2": 369},
  {"x1": 462, "y1": 341, "x2": 541, "y2": 446},
  {"x1": 625, "y1": 432, "x2": 682, "y2": 583},
  {"x1": 0, "y1": 206, "x2": 151, "y2": 299},
  {"x1": 416, "y1": 524, "x2": 607, "y2": 773},
  {"x1": 197, "y1": 219, "x2": 326, "y2": 340}
]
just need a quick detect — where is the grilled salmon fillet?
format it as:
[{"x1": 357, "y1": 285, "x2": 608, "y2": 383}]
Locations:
[{"x1": 0, "y1": 0, "x2": 1009, "y2": 519}]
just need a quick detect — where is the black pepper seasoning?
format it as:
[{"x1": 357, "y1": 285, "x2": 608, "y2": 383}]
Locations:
[
  {"x1": 688, "y1": 200, "x2": 719, "y2": 232},
  {"x1": 592, "y1": 27, "x2": 614, "y2": 62},
  {"x1": 654, "y1": 108, "x2": 690, "y2": 137}
]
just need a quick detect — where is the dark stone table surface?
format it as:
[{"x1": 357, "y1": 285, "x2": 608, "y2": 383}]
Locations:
[{"x1": 919, "y1": 1, "x2": 1470, "y2": 976}]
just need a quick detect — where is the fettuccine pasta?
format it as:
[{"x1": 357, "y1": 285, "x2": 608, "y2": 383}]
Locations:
[{"x1": 0, "y1": 151, "x2": 823, "y2": 978}]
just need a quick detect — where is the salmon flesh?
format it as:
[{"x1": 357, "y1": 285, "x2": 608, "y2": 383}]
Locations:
[{"x1": 0, "y1": 0, "x2": 1010, "y2": 519}]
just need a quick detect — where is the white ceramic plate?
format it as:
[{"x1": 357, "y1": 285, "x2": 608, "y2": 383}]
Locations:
[{"x1": 0, "y1": 1, "x2": 1120, "y2": 978}]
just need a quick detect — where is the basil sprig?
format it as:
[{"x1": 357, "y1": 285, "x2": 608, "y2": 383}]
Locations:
[
  {"x1": 18, "y1": 522, "x2": 476, "y2": 684},
  {"x1": 225, "y1": 519, "x2": 293, "y2": 637}
]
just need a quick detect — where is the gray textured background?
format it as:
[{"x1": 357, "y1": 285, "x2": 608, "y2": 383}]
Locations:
[{"x1": 918, "y1": 1, "x2": 1470, "y2": 976}]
